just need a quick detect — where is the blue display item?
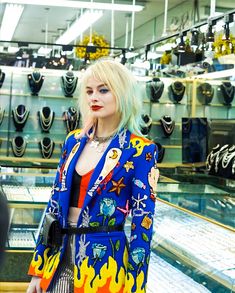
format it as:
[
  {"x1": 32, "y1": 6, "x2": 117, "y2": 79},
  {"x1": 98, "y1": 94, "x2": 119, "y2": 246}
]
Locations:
[{"x1": 182, "y1": 118, "x2": 208, "y2": 163}]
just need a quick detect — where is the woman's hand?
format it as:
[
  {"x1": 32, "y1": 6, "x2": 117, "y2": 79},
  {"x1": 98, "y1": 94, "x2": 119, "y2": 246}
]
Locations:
[{"x1": 26, "y1": 276, "x2": 42, "y2": 293}]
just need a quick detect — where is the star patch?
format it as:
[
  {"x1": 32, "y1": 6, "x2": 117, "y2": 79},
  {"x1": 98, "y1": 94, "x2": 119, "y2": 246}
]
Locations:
[
  {"x1": 145, "y1": 152, "x2": 152, "y2": 161},
  {"x1": 124, "y1": 161, "x2": 134, "y2": 172},
  {"x1": 109, "y1": 177, "x2": 126, "y2": 195}
]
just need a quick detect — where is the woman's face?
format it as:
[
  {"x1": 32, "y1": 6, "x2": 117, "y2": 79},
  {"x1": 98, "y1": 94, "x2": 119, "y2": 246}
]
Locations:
[{"x1": 86, "y1": 76, "x2": 118, "y2": 121}]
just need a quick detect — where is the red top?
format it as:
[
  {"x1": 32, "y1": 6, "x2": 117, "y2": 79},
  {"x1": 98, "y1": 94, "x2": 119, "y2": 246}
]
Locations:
[{"x1": 70, "y1": 169, "x2": 93, "y2": 208}]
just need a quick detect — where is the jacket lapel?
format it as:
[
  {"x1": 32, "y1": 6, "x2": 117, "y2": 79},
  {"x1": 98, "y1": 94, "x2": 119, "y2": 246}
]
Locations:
[
  {"x1": 60, "y1": 135, "x2": 87, "y2": 192},
  {"x1": 84, "y1": 129, "x2": 136, "y2": 206}
]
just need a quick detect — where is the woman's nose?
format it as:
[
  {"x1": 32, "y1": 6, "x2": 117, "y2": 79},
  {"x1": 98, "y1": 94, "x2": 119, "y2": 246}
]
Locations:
[{"x1": 90, "y1": 91, "x2": 99, "y2": 101}]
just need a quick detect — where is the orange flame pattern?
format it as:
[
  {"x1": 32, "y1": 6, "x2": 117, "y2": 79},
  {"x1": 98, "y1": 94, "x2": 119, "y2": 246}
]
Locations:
[{"x1": 74, "y1": 247, "x2": 145, "y2": 292}]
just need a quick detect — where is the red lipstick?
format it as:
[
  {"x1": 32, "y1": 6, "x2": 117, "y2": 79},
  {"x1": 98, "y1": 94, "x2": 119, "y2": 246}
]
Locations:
[{"x1": 91, "y1": 105, "x2": 103, "y2": 111}]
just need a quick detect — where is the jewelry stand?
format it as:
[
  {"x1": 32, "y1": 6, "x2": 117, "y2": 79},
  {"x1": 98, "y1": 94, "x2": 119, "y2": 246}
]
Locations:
[
  {"x1": 39, "y1": 137, "x2": 55, "y2": 159},
  {"x1": 28, "y1": 71, "x2": 45, "y2": 96},
  {"x1": 12, "y1": 104, "x2": 30, "y2": 132},
  {"x1": 38, "y1": 106, "x2": 55, "y2": 133},
  {"x1": 61, "y1": 71, "x2": 78, "y2": 98},
  {"x1": 11, "y1": 136, "x2": 27, "y2": 157}
]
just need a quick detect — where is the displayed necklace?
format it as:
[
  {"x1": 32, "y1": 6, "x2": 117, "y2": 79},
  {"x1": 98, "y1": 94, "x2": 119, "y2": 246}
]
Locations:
[
  {"x1": 39, "y1": 137, "x2": 55, "y2": 159},
  {"x1": 153, "y1": 141, "x2": 165, "y2": 163},
  {"x1": 221, "y1": 145, "x2": 235, "y2": 169},
  {"x1": 0, "y1": 107, "x2": 5, "y2": 126},
  {"x1": 182, "y1": 118, "x2": 192, "y2": 133},
  {"x1": 220, "y1": 82, "x2": 234, "y2": 105},
  {"x1": 12, "y1": 104, "x2": 30, "y2": 131},
  {"x1": 197, "y1": 82, "x2": 214, "y2": 105},
  {"x1": 169, "y1": 81, "x2": 185, "y2": 103},
  {"x1": 206, "y1": 144, "x2": 221, "y2": 171},
  {"x1": 89, "y1": 134, "x2": 114, "y2": 153},
  {"x1": 28, "y1": 71, "x2": 45, "y2": 96},
  {"x1": 63, "y1": 107, "x2": 80, "y2": 133},
  {"x1": 61, "y1": 71, "x2": 78, "y2": 97},
  {"x1": 147, "y1": 78, "x2": 164, "y2": 103},
  {"x1": 0, "y1": 69, "x2": 6, "y2": 88},
  {"x1": 141, "y1": 114, "x2": 152, "y2": 135},
  {"x1": 214, "y1": 144, "x2": 229, "y2": 173},
  {"x1": 11, "y1": 136, "x2": 27, "y2": 157},
  {"x1": 38, "y1": 106, "x2": 55, "y2": 132},
  {"x1": 160, "y1": 115, "x2": 175, "y2": 137}
]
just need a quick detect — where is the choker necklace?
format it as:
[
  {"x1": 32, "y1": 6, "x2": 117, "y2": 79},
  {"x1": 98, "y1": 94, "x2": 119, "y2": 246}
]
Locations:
[
  {"x1": 39, "y1": 137, "x2": 55, "y2": 159},
  {"x1": 61, "y1": 71, "x2": 78, "y2": 97},
  {"x1": 89, "y1": 134, "x2": 114, "y2": 153},
  {"x1": 11, "y1": 136, "x2": 27, "y2": 157},
  {"x1": 220, "y1": 82, "x2": 234, "y2": 105},
  {"x1": 160, "y1": 115, "x2": 175, "y2": 137},
  {"x1": 38, "y1": 106, "x2": 55, "y2": 132},
  {"x1": 0, "y1": 107, "x2": 5, "y2": 126},
  {"x1": 12, "y1": 104, "x2": 30, "y2": 131}
]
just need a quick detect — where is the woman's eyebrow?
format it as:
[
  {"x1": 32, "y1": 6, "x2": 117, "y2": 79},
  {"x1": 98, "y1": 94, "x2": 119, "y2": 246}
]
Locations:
[{"x1": 86, "y1": 83, "x2": 107, "y2": 89}]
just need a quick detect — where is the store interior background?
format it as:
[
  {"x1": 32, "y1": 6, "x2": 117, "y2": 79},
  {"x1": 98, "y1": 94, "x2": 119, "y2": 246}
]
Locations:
[{"x1": 0, "y1": 0, "x2": 235, "y2": 292}]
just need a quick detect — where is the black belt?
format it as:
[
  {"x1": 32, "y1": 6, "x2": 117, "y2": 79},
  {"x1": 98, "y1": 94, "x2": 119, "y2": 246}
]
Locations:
[{"x1": 61, "y1": 224, "x2": 124, "y2": 235}]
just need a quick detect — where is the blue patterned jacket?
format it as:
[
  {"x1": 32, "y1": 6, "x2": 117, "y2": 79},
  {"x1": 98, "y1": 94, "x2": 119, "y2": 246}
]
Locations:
[{"x1": 29, "y1": 128, "x2": 158, "y2": 293}]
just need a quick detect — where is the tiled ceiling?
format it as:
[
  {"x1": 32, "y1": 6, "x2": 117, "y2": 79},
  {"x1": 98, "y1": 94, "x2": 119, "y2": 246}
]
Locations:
[{"x1": 0, "y1": 0, "x2": 234, "y2": 49}]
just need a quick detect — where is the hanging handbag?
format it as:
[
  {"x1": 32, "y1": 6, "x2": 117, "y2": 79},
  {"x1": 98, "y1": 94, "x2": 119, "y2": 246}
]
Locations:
[{"x1": 42, "y1": 213, "x2": 62, "y2": 247}]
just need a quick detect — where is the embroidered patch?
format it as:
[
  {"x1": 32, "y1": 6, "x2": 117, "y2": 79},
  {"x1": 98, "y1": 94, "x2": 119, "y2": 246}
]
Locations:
[
  {"x1": 132, "y1": 178, "x2": 146, "y2": 189},
  {"x1": 145, "y1": 152, "x2": 152, "y2": 161},
  {"x1": 124, "y1": 161, "x2": 134, "y2": 172},
  {"x1": 108, "y1": 177, "x2": 126, "y2": 195}
]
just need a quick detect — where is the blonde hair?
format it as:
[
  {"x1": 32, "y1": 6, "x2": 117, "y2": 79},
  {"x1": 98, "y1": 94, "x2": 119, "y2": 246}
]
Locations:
[{"x1": 78, "y1": 58, "x2": 144, "y2": 137}]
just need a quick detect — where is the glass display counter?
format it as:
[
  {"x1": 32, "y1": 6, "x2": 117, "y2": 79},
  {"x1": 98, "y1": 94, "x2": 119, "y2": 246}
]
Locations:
[
  {"x1": 0, "y1": 169, "x2": 235, "y2": 292},
  {"x1": 151, "y1": 198, "x2": 235, "y2": 292},
  {"x1": 157, "y1": 182, "x2": 235, "y2": 229}
]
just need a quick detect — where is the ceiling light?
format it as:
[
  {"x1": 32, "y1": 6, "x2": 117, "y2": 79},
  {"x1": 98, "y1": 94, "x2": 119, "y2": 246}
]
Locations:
[
  {"x1": 38, "y1": 47, "x2": 52, "y2": 55},
  {"x1": 0, "y1": 4, "x2": 24, "y2": 41},
  {"x1": 2, "y1": 0, "x2": 143, "y2": 12},
  {"x1": 55, "y1": 10, "x2": 103, "y2": 45}
]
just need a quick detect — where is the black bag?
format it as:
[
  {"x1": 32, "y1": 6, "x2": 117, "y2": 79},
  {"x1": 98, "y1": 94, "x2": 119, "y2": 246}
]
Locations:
[{"x1": 43, "y1": 213, "x2": 62, "y2": 247}]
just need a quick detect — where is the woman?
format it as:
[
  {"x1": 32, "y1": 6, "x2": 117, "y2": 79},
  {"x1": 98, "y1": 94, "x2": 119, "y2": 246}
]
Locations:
[{"x1": 27, "y1": 59, "x2": 159, "y2": 293}]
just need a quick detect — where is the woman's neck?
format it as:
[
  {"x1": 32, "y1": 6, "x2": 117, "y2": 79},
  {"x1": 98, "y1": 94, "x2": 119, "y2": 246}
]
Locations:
[{"x1": 95, "y1": 117, "x2": 120, "y2": 137}]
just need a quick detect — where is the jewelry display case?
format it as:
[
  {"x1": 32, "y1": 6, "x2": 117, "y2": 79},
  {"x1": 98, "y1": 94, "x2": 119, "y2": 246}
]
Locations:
[
  {"x1": 0, "y1": 66, "x2": 80, "y2": 168},
  {"x1": 157, "y1": 182, "x2": 235, "y2": 229},
  {"x1": 2, "y1": 166, "x2": 234, "y2": 292},
  {"x1": 151, "y1": 198, "x2": 235, "y2": 293}
]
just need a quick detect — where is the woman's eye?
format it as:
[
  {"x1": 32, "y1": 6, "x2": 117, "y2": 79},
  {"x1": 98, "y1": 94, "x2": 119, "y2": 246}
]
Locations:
[
  {"x1": 86, "y1": 90, "x2": 93, "y2": 95},
  {"x1": 99, "y1": 88, "x2": 109, "y2": 94}
]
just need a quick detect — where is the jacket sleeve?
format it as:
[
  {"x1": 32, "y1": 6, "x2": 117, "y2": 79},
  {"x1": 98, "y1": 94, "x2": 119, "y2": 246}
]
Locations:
[
  {"x1": 125, "y1": 143, "x2": 159, "y2": 293},
  {"x1": 28, "y1": 137, "x2": 69, "y2": 277}
]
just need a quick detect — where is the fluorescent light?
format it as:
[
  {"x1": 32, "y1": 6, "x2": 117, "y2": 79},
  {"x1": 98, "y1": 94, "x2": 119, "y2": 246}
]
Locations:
[
  {"x1": 2, "y1": 0, "x2": 143, "y2": 12},
  {"x1": 55, "y1": 10, "x2": 103, "y2": 45},
  {"x1": 0, "y1": 4, "x2": 24, "y2": 41},
  {"x1": 8, "y1": 46, "x2": 19, "y2": 53},
  {"x1": 38, "y1": 47, "x2": 52, "y2": 55}
]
